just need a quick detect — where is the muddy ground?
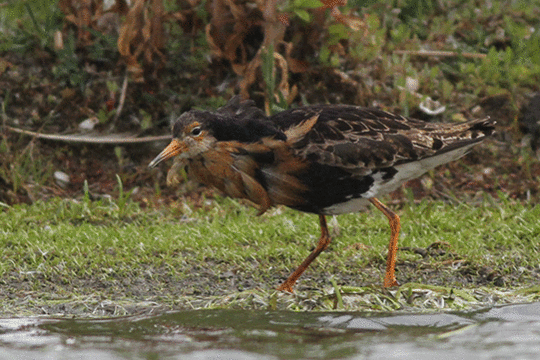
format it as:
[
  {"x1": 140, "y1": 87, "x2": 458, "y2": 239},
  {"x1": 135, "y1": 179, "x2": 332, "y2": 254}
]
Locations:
[{"x1": 2, "y1": 36, "x2": 540, "y2": 316}]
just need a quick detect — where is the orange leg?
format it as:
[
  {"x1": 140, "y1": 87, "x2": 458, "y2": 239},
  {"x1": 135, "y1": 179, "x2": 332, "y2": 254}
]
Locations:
[
  {"x1": 369, "y1": 198, "x2": 400, "y2": 287},
  {"x1": 277, "y1": 215, "x2": 330, "y2": 292}
]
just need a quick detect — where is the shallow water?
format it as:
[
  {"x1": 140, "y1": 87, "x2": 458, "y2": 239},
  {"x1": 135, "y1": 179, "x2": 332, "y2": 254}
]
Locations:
[{"x1": 1, "y1": 302, "x2": 540, "y2": 359}]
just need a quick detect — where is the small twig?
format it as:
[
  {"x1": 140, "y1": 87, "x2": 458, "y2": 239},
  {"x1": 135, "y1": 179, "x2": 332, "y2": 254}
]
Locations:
[
  {"x1": 113, "y1": 73, "x2": 129, "y2": 123},
  {"x1": 394, "y1": 50, "x2": 487, "y2": 59},
  {"x1": 4, "y1": 125, "x2": 170, "y2": 144}
]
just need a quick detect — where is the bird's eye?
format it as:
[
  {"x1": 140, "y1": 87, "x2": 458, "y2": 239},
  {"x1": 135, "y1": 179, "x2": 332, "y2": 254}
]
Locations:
[{"x1": 190, "y1": 127, "x2": 202, "y2": 136}]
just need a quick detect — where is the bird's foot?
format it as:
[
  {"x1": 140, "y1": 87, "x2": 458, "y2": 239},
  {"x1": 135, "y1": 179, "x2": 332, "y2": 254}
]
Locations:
[
  {"x1": 277, "y1": 282, "x2": 295, "y2": 293},
  {"x1": 383, "y1": 277, "x2": 399, "y2": 288}
]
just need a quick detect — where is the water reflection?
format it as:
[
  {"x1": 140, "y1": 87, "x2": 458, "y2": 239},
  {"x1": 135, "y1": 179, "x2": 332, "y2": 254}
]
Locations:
[{"x1": 0, "y1": 303, "x2": 539, "y2": 359}]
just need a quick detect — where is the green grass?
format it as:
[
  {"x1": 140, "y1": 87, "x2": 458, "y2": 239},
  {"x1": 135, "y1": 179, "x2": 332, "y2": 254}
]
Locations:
[
  {"x1": 0, "y1": 0, "x2": 62, "y2": 52},
  {"x1": 1, "y1": 195, "x2": 539, "y2": 315}
]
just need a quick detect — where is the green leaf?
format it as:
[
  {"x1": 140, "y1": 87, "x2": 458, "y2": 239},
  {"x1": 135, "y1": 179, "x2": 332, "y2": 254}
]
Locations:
[
  {"x1": 328, "y1": 24, "x2": 348, "y2": 37},
  {"x1": 261, "y1": 44, "x2": 275, "y2": 95},
  {"x1": 294, "y1": 0, "x2": 323, "y2": 9},
  {"x1": 319, "y1": 45, "x2": 330, "y2": 63},
  {"x1": 294, "y1": 9, "x2": 311, "y2": 22}
]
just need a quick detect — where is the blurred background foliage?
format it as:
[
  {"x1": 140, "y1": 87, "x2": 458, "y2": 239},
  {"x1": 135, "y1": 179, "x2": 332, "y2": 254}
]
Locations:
[{"x1": 1, "y1": 0, "x2": 540, "y2": 206}]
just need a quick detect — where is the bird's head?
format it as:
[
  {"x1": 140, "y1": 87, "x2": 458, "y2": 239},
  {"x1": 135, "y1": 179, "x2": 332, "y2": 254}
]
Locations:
[
  {"x1": 149, "y1": 97, "x2": 284, "y2": 168},
  {"x1": 148, "y1": 110, "x2": 218, "y2": 168}
]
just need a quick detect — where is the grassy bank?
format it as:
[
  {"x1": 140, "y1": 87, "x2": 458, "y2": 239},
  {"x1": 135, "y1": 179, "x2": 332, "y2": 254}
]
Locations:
[
  {"x1": 2, "y1": 0, "x2": 540, "y2": 317},
  {"x1": 1, "y1": 194, "x2": 539, "y2": 316}
]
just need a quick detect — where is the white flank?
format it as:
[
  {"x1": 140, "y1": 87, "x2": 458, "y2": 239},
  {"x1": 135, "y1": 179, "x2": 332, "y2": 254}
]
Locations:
[{"x1": 322, "y1": 144, "x2": 475, "y2": 215}]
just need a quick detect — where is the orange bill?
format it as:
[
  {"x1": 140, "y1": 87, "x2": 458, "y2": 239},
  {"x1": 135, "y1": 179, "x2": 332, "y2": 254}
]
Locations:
[{"x1": 148, "y1": 139, "x2": 186, "y2": 168}]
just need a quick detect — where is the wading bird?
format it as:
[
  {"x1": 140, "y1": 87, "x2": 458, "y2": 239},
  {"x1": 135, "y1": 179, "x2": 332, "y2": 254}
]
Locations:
[{"x1": 149, "y1": 96, "x2": 495, "y2": 292}]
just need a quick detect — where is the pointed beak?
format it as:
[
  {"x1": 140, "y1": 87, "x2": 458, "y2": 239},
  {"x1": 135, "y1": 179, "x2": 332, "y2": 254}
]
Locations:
[{"x1": 148, "y1": 139, "x2": 186, "y2": 168}]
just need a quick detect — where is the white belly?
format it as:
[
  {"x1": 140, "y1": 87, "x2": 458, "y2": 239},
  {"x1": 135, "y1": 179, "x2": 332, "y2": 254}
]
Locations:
[
  {"x1": 321, "y1": 145, "x2": 474, "y2": 215},
  {"x1": 323, "y1": 197, "x2": 371, "y2": 215}
]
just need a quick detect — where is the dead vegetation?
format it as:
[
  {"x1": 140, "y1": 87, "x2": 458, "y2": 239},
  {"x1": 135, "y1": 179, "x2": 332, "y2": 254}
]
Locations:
[{"x1": 1, "y1": 0, "x2": 540, "y2": 207}]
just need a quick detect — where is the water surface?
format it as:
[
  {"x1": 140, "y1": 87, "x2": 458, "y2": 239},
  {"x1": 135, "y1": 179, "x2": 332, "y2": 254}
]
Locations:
[{"x1": 1, "y1": 302, "x2": 540, "y2": 359}]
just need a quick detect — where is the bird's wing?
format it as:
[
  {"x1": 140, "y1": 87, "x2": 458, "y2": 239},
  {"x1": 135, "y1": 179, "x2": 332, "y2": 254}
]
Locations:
[{"x1": 271, "y1": 105, "x2": 494, "y2": 172}]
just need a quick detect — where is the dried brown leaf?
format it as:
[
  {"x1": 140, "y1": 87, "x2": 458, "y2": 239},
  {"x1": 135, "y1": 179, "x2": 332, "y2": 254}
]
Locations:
[
  {"x1": 224, "y1": 31, "x2": 248, "y2": 62},
  {"x1": 224, "y1": 0, "x2": 246, "y2": 20},
  {"x1": 320, "y1": 0, "x2": 347, "y2": 8},
  {"x1": 205, "y1": 23, "x2": 225, "y2": 58},
  {"x1": 287, "y1": 57, "x2": 309, "y2": 73},
  {"x1": 333, "y1": 12, "x2": 365, "y2": 31},
  {"x1": 0, "y1": 58, "x2": 12, "y2": 76},
  {"x1": 274, "y1": 51, "x2": 290, "y2": 99},
  {"x1": 63, "y1": 14, "x2": 79, "y2": 25},
  {"x1": 231, "y1": 63, "x2": 247, "y2": 76}
]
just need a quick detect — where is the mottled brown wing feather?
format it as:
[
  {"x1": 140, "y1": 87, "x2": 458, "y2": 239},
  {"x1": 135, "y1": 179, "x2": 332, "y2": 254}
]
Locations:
[{"x1": 270, "y1": 105, "x2": 495, "y2": 171}]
